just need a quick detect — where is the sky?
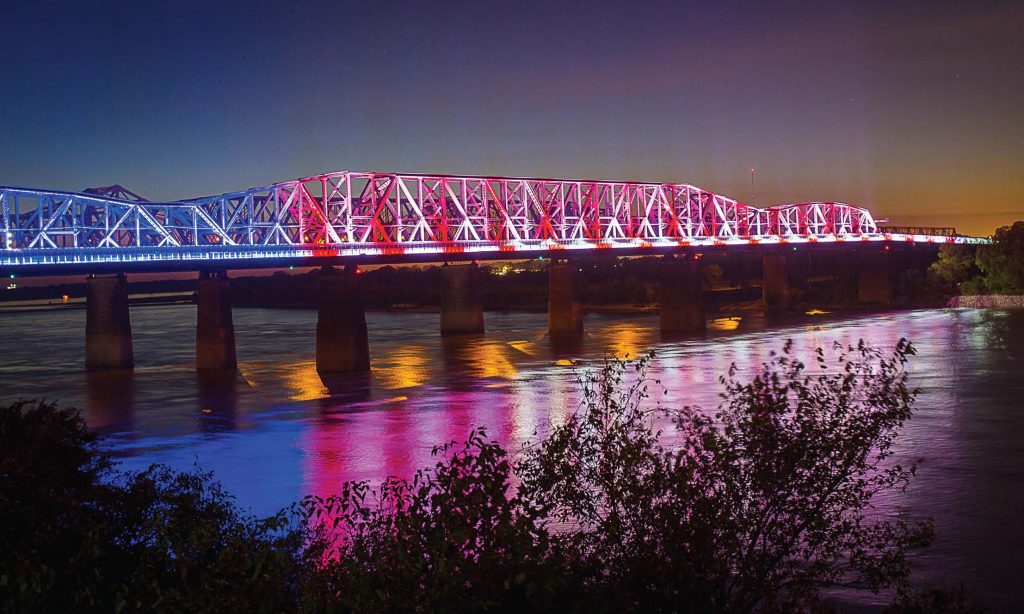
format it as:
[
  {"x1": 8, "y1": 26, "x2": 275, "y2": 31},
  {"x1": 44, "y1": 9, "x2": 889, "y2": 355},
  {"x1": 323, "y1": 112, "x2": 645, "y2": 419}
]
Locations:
[{"x1": 1, "y1": 0, "x2": 1022, "y2": 236}]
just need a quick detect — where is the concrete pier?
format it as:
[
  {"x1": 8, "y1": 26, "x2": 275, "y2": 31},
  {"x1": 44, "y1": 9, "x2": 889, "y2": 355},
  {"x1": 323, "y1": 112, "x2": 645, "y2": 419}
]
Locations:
[
  {"x1": 195, "y1": 271, "x2": 237, "y2": 371},
  {"x1": 833, "y1": 258, "x2": 859, "y2": 306},
  {"x1": 858, "y1": 250, "x2": 893, "y2": 305},
  {"x1": 762, "y1": 253, "x2": 790, "y2": 310},
  {"x1": 440, "y1": 263, "x2": 485, "y2": 336},
  {"x1": 316, "y1": 265, "x2": 370, "y2": 374},
  {"x1": 660, "y1": 255, "x2": 706, "y2": 334},
  {"x1": 549, "y1": 259, "x2": 583, "y2": 337},
  {"x1": 85, "y1": 273, "x2": 134, "y2": 370}
]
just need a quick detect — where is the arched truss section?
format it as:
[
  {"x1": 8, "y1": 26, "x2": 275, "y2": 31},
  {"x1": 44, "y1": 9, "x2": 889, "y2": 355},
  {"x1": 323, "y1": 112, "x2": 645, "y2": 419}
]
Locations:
[{"x1": 0, "y1": 171, "x2": 977, "y2": 267}]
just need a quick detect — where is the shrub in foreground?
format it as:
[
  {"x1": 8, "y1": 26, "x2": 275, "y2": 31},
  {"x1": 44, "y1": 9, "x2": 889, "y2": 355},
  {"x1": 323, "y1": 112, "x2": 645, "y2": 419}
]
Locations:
[
  {"x1": 0, "y1": 400, "x2": 305, "y2": 611},
  {"x1": 516, "y1": 340, "x2": 932, "y2": 611},
  {"x1": 2, "y1": 340, "x2": 982, "y2": 611}
]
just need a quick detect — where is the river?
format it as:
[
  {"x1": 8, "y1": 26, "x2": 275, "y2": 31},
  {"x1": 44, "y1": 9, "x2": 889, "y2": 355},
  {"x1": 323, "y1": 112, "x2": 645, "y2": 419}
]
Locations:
[{"x1": 0, "y1": 305, "x2": 1021, "y2": 609}]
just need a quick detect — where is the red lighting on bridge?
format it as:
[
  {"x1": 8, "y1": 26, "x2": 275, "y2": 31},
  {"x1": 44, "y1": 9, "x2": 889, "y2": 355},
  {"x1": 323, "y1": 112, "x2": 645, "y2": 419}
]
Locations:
[{"x1": 0, "y1": 170, "x2": 986, "y2": 272}]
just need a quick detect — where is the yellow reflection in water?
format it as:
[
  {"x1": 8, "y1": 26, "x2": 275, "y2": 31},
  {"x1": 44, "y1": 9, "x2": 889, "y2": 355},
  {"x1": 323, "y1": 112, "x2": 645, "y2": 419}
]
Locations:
[
  {"x1": 554, "y1": 358, "x2": 576, "y2": 366},
  {"x1": 281, "y1": 360, "x2": 329, "y2": 401},
  {"x1": 805, "y1": 309, "x2": 830, "y2": 316},
  {"x1": 603, "y1": 322, "x2": 649, "y2": 359},
  {"x1": 469, "y1": 342, "x2": 518, "y2": 379},
  {"x1": 507, "y1": 340, "x2": 538, "y2": 356},
  {"x1": 374, "y1": 345, "x2": 431, "y2": 390},
  {"x1": 708, "y1": 316, "x2": 742, "y2": 331}
]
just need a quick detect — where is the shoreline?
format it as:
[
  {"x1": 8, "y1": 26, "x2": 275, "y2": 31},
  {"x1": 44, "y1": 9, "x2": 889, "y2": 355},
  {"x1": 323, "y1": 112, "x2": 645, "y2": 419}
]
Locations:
[{"x1": 948, "y1": 295, "x2": 1024, "y2": 309}]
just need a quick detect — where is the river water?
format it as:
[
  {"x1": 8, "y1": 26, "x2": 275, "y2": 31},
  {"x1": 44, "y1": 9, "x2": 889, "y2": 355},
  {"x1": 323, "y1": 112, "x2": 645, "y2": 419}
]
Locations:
[{"x1": 1, "y1": 305, "x2": 1021, "y2": 608}]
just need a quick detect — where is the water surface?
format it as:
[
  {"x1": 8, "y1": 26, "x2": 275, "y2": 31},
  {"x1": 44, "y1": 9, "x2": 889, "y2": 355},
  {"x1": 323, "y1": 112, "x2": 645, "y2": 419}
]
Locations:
[{"x1": 1, "y1": 305, "x2": 1021, "y2": 608}]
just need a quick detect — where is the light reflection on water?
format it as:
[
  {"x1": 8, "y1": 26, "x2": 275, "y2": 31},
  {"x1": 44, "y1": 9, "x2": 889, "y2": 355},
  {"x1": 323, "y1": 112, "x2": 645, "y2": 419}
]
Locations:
[{"x1": 0, "y1": 305, "x2": 1022, "y2": 608}]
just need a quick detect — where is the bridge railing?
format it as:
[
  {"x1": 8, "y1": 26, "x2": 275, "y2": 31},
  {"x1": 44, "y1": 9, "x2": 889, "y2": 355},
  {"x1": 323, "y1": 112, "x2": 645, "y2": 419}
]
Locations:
[{"x1": 877, "y1": 225, "x2": 959, "y2": 237}]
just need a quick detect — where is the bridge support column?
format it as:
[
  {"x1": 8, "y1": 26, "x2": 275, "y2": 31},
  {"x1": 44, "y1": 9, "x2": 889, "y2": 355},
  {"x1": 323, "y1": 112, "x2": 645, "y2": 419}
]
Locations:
[
  {"x1": 762, "y1": 253, "x2": 790, "y2": 310},
  {"x1": 660, "y1": 254, "x2": 706, "y2": 334},
  {"x1": 316, "y1": 265, "x2": 370, "y2": 374},
  {"x1": 440, "y1": 263, "x2": 485, "y2": 336},
  {"x1": 858, "y1": 249, "x2": 893, "y2": 305},
  {"x1": 549, "y1": 259, "x2": 583, "y2": 338},
  {"x1": 196, "y1": 271, "x2": 237, "y2": 371},
  {"x1": 85, "y1": 273, "x2": 134, "y2": 370},
  {"x1": 833, "y1": 252, "x2": 859, "y2": 306}
]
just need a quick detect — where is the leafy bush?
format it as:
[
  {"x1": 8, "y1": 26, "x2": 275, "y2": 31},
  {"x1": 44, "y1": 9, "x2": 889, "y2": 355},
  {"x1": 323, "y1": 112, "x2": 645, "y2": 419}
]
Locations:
[
  {"x1": 301, "y1": 432, "x2": 567, "y2": 611},
  {"x1": 516, "y1": 340, "x2": 933, "y2": 611},
  {"x1": 0, "y1": 400, "x2": 305, "y2": 611},
  {"x1": 973, "y1": 221, "x2": 1024, "y2": 294},
  {"x1": 2, "y1": 340, "x2": 981, "y2": 611},
  {"x1": 927, "y1": 244, "x2": 977, "y2": 295}
]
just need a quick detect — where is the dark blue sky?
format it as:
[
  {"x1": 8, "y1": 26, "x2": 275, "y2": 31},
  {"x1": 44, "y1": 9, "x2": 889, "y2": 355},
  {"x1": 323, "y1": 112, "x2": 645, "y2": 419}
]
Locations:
[{"x1": 2, "y1": 0, "x2": 1021, "y2": 234}]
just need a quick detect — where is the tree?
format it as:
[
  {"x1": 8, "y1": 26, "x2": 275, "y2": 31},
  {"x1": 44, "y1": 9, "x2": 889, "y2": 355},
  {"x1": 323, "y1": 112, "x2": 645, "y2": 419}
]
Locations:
[
  {"x1": 0, "y1": 400, "x2": 306, "y2": 612},
  {"x1": 301, "y1": 430, "x2": 569, "y2": 611},
  {"x1": 516, "y1": 342, "x2": 934, "y2": 611},
  {"x1": 973, "y1": 221, "x2": 1024, "y2": 294},
  {"x1": 927, "y1": 244, "x2": 976, "y2": 295}
]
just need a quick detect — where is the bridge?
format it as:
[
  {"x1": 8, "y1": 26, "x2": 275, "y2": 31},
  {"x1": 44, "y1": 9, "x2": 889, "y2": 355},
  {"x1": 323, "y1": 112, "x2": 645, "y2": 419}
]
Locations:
[{"x1": 0, "y1": 170, "x2": 987, "y2": 374}]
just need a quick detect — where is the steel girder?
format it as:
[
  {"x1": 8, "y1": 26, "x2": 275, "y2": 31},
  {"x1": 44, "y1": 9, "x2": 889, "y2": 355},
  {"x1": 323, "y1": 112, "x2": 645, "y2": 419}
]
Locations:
[{"x1": 0, "y1": 171, "x2": 983, "y2": 269}]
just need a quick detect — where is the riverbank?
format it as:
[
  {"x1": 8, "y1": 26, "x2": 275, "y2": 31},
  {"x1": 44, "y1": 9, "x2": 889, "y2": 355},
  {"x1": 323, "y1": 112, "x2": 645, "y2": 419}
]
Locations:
[{"x1": 948, "y1": 295, "x2": 1024, "y2": 309}]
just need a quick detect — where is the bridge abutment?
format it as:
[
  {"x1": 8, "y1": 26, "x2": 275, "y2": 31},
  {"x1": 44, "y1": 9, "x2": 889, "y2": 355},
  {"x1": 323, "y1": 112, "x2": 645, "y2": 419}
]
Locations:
[
  {"x1": 85, "y1": 273, "x2": 134, "y2": 370},
  {"x1": 549, "y1": 259, "x2": 583, "y2": 338},
  {"x1": 762, "y1": 253, "x2": 791, "y2": 310},
  {"x1": 316, "y1": 265, "x2": 370, "y2": 374},
  {"x1": 857, "y1": 249, "x2": 893, "y2": 305},
  {"x1": 660, "y1": 254, "x2": 706, "y2": 335},
  {"x1": 440, "y1": 263, "x2": 485, "y2": 336},
  {"x1": 195, "y1": 271, "x2": 237, "y2": 371}
]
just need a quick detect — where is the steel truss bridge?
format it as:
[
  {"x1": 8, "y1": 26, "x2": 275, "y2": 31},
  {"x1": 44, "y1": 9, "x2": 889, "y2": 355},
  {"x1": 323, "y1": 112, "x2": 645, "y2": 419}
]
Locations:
[{"x1": 0, "y1": 171, "x2": 984, "y2": 274}]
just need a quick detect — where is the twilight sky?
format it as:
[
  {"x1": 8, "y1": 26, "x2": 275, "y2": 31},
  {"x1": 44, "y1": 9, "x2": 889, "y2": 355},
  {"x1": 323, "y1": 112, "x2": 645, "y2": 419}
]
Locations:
[{"x1": 2, "y1": 0, "x2": 1022, "y2": 236}]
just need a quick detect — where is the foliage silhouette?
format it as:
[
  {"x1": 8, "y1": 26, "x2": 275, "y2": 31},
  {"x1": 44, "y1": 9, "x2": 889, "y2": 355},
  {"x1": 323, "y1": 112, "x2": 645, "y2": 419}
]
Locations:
[
  {"x1": 2, "y1": 341, "x2": 982, "y2": 612},
  {"x1": 927, "y1": 244, "x2": 977, "y2": 295},
  {"x1": 0, "y1": 400, "x2": 305, "y2": 611},
  {"x1": 971, "y1": 221, "x2": 1024, "y2": 294},
  {"x1": 515, "y1": 340, "x2": 933, "y2": 611}
]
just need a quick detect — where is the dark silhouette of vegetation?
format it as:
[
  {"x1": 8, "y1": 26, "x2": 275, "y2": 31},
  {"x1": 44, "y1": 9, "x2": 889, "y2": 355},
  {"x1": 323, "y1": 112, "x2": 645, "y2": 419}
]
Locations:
[
  {"x1": 928, "y1": 220, "x2": 1024, "y2": 297},
  {"x1": 927, "y1": 245, "x2": 978, "y2": 296},
  {"x1": 2, "y1": 342, "x2": 982, "y2": 611},
  {"x1": 512, "y1": 341, "x2": 932, "y2": 611},
  {"x1": 0, "y1": 400, "x2": 305, "y2": 611},
  {"x1": 971, "y1": 221, "x2": 1024, "y2": 295}
]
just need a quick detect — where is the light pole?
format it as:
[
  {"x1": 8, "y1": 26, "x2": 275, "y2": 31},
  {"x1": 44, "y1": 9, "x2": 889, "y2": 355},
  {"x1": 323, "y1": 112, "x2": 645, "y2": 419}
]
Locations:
[{"x1": 750, "y1": 167, "x2": 755, "y2": 206}]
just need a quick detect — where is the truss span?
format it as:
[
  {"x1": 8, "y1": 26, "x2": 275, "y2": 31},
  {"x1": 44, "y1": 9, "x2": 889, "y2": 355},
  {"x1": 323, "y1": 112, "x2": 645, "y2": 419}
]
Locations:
[{"x1": 0, "y1": 171, "x2": 982, "y2": 272}]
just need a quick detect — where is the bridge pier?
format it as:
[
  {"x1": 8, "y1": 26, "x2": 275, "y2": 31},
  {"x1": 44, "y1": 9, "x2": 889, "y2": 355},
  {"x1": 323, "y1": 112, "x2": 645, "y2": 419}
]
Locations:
[
  {"x1": 660, "y1": 254, "x2": 706, "y2": 334},
  {"x1": 440, "y1": 263, "x2": 485, "y2": 336},
  {"x1": 549, "y1": 259, "x2": 583, "y2": 338},
  {"x1": 196, "y1": 271, "x2": 237, "y2": 371},
  {"x1": 762, "y1": 253, "x2": 791, "y2": 310},
  {"x1": 833, "y1": 254, "x2": 859, "y2": 306},
  {"x1": 85, "y1": 273, "x2": 134, "y2": 370},
  {"x1": 316, "y1": 265, "x2": 370, "y2": 374},
  {"x1": 858, "y1": 249, "x2": 893, "y2": 305}
]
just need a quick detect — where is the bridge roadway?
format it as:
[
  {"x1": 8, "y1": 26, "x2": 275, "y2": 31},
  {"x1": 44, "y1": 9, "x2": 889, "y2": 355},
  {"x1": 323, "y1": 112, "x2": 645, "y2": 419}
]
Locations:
[{"x1": 0, "y1": 169, "x2": 988, "y2": 372}]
